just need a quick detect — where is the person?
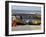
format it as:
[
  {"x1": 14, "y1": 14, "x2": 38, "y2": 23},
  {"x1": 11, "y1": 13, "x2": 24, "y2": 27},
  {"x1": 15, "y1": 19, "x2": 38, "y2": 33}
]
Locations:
[{"x1": 12, "y1": 16, "x2": 16, "y2": 27}]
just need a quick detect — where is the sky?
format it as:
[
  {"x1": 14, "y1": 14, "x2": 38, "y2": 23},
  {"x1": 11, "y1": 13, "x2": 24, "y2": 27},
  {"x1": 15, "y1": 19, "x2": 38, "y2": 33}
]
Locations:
[
  {"x1": 12, "y1": 5, "x2": 41, "y2": 11},
  {"x1": 12, "y1": 5, "x2": 41, "y2": 14}
]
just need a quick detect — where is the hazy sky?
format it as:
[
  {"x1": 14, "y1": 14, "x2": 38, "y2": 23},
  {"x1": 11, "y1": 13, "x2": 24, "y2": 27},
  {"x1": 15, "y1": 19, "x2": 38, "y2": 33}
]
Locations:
[{"x1": 12, "y1": 5, "x2": 41, "y2": 12}]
